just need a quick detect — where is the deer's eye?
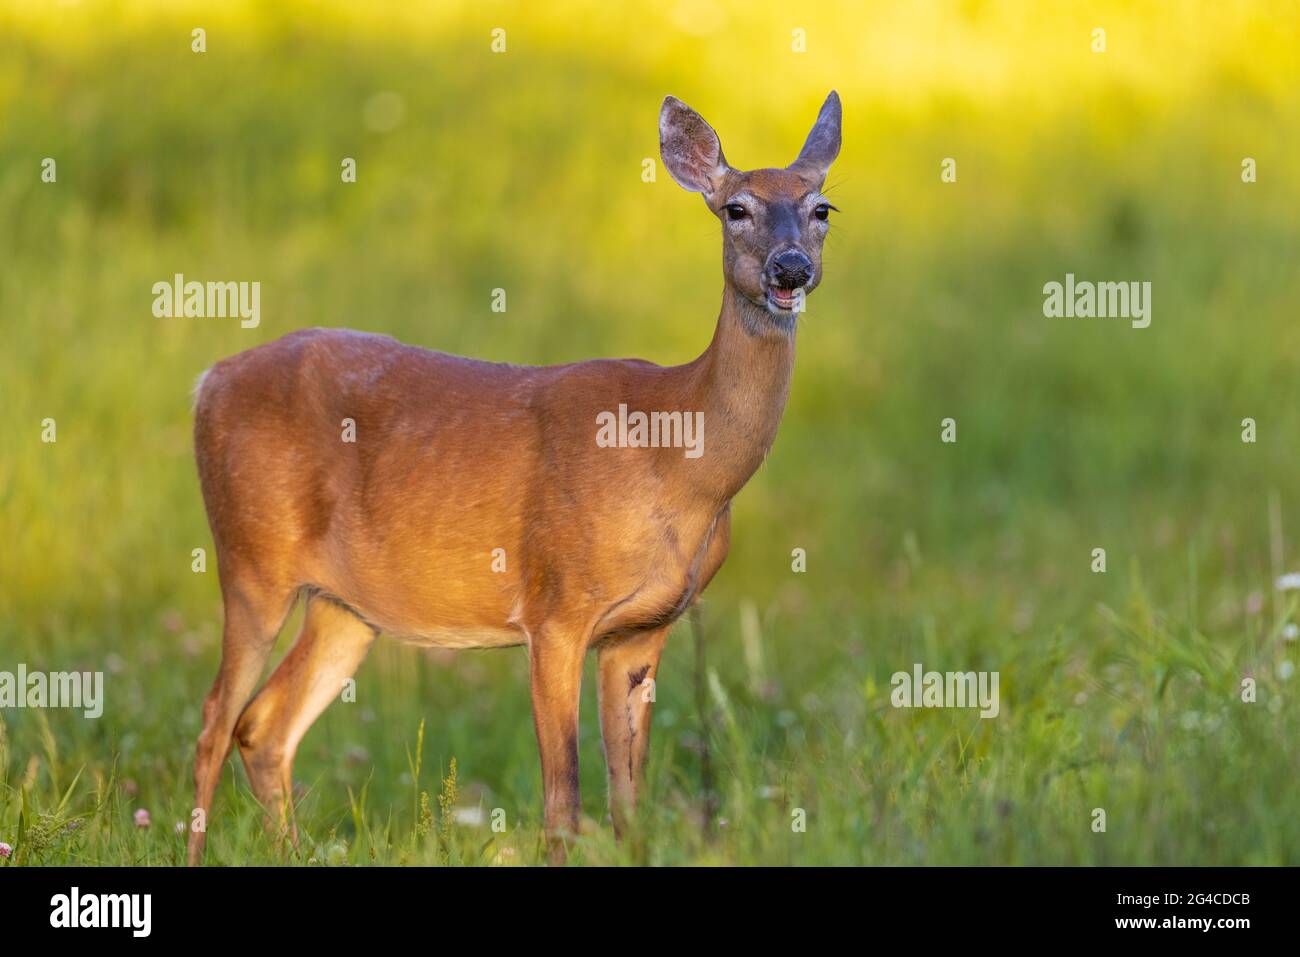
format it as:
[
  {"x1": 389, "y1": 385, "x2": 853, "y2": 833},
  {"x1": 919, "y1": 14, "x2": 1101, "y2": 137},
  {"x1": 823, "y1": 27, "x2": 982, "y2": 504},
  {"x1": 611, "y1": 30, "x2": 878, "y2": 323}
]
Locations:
[
  {"x1": 813, "y1": 203, "x2": 834, "y2": 222},
  {"x1": 724, "y1": 204, "x2": 748, "y2": 221}
]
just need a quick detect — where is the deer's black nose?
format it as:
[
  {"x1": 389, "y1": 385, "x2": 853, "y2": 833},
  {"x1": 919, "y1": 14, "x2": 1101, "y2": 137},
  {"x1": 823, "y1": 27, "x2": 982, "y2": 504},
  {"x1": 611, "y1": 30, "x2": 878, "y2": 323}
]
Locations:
[{"x1": 767, "y1": 249, "x2": 812, "y2": 289}]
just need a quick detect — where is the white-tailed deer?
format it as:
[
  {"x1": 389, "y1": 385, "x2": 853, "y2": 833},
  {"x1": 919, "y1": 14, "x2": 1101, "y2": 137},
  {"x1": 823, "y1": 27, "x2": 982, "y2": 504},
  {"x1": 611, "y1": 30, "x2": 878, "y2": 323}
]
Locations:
[{"x1": 188, "y1": 92, "x2": 841, "y2": 865}]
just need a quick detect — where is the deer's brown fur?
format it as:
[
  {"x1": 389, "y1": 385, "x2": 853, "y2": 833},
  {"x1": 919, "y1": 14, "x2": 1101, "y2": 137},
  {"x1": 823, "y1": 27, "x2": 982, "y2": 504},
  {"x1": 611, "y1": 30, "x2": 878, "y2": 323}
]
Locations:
[{"x1": 187, "y1": 92, "x2": 841, "y2": 865}]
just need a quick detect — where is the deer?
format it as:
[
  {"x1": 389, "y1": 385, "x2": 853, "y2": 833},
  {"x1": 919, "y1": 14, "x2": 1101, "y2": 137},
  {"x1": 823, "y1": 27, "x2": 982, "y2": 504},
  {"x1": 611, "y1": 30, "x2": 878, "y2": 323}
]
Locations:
[{"x1": 187, "y1": 91, "x2": 841, "y2": 865}]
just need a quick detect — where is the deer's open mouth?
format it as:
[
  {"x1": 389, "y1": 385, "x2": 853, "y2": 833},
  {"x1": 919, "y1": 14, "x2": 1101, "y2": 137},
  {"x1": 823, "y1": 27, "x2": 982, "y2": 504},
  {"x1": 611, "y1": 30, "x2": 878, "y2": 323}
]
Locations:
[{"x1": 766, "y1": 287, "x2": 802, "y2": 312}]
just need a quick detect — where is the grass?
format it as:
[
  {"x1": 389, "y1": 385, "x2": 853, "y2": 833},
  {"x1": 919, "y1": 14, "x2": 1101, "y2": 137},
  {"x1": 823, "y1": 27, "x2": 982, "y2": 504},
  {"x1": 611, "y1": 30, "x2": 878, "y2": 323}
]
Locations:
[{"x1": 1, "y1": 0, "x2": 1298, "y2": 865}]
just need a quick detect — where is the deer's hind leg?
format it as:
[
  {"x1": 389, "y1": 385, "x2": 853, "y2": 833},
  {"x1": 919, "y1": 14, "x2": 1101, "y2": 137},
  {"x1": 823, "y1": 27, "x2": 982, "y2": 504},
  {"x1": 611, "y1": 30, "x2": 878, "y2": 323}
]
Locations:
[
  {"x1": 235, "y1": 595, "x2": 377, "y2": 848},
  {"x1": 188, "y1": 576, "x2": 297, "y2": 866}
]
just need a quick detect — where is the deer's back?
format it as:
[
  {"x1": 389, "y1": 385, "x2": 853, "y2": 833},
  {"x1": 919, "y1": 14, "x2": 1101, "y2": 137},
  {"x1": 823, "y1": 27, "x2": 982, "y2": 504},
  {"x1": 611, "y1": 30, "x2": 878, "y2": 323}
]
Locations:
[{"x1": 192, "y1": 328, "x2": 720, "y2": 643}]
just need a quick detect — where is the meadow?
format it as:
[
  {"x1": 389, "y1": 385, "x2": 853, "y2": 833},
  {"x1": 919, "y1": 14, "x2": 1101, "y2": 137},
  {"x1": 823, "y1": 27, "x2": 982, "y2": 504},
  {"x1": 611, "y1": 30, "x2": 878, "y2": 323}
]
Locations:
[{"x1": 1, "y1": 0, "x2": 1298, "y2": 866}]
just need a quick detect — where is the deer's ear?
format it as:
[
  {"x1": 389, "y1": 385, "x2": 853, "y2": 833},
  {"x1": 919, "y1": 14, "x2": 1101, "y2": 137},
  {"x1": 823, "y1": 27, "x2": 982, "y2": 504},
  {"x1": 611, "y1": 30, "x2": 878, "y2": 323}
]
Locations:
[
  {"x1": 659, "y1": 96, "x2": 729, "y2": 198},
  {"x1": 789, "y1": 91, "x2": 841, "y2": 187}
]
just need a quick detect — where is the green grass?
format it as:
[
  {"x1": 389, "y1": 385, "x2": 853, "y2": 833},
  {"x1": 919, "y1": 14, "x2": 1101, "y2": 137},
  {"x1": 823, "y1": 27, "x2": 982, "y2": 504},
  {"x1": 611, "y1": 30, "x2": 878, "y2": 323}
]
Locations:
[{"x1": 1, "y1": 1, "x2": 1298, "y2": 865}]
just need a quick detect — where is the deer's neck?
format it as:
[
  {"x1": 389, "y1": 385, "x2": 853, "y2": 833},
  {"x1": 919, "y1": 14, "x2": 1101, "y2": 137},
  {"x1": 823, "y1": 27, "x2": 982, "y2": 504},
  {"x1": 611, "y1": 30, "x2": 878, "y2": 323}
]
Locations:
[{"x1": 684, "y1": 285, "x2": 797, "y2": 504}]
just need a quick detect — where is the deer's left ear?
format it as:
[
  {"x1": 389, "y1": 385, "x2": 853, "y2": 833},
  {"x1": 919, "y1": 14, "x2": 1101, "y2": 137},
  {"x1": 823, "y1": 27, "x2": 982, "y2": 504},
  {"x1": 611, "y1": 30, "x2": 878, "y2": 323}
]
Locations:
[
  {"x1": 789, "y1": 91, "x2": 841, "y2": 187},
  {"x1": 660, "y1": 96, "x2": 730, "y2": 199}
]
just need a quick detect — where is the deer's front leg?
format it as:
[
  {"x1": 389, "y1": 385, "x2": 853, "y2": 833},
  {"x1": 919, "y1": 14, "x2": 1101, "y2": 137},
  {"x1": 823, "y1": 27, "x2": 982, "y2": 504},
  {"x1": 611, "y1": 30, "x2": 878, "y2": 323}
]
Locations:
[
  {"x1": 528, "y1": 632, "x2": 586, "y2": 865},
  {"x1": 597, "y1": 625, "x2": 669, "y2": 838}
]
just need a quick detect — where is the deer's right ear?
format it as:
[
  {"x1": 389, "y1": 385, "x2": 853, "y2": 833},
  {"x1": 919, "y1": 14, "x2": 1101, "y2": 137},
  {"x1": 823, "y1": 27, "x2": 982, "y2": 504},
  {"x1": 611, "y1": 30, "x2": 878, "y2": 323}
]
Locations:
[
  {"x1": 659, "y1": 96, "x2": 729, "y2": 198},
  {"x1": 789, "y1": 90, "x2": 842, "y2": 187}
]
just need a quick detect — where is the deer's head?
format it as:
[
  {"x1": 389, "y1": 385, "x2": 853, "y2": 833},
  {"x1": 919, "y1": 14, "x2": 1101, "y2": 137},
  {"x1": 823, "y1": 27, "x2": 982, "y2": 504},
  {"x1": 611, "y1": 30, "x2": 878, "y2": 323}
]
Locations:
[{"x1": 660, "y1": 91, "x2": 841, "y2": 321}]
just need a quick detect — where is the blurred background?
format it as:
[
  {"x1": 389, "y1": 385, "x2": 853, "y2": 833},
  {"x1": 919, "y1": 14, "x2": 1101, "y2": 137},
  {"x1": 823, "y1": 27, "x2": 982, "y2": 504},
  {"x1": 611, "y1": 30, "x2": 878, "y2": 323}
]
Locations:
[{"x1": 1, "y1": 0, "x2": 1298, "y2": 864}]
